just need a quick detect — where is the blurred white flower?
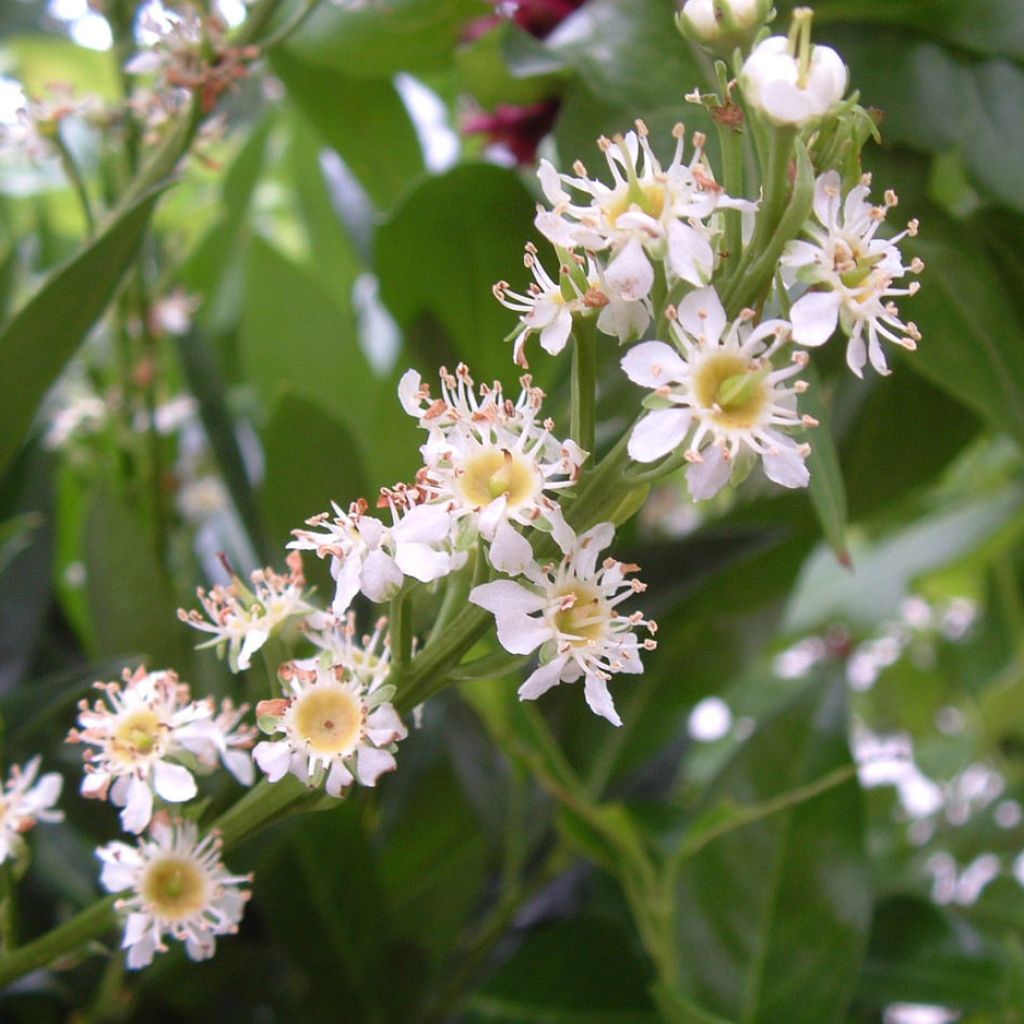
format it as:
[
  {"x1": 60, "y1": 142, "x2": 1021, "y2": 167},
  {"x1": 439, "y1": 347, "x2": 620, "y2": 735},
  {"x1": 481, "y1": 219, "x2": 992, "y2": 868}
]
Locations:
[
  {"x1": 0, "y1": 757, "x2": 63, "y2": 866},
  {"x1": 68, "y1": 668, "x2": 222, "y2": 833},
  {"x1": 98, "y1": 816, "x2": 251, "y2": 969},
  {"x1": 178, "y1": 552, "x2": 312, "y2": 672}
]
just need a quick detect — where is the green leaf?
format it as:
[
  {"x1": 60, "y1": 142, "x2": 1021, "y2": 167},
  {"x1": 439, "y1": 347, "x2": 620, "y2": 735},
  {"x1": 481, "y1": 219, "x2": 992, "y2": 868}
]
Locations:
[
  {"x1": 785, "y1": 482, "x2": 1024, "y2": 634},
  {"x1": 261, "y1": 387, "x2": 369, "y2": 551},
  {"x1": 375, "y1": 163, "x2": 538, "y2": 385},
  {"x1": 901, "y1": 230, "x2": 1024, "y2": 448},
  {"x1": 801, "y1": 363, "x2": 849, "y2": 564},
  {"x1": 281, "y1": 0, "x2": 482, "y2": 79},
  {"x1": 271, "y1": 48, "x2": 424, "y2": 210},
  {"x1": 467, "y1": 918, "x2": 660, "y2": 1024},
  {"x1": 83, "y1": 484, "x2": 186, "y2": 669},
  {"x1": 669, "y1": 677, "x2": 870, "y2": 1024},
  {"x1": 0, "y1": 188, "x2": 164, "y2": 475},
  {"x1": 239, "y1": 238, "x2": 373, "y2": 440},
  {"x1": 815, "y1": 0, "x2": 1024, "y2": 61},
  {"x1": 855, "y1": 895, "x2": 1009, "y2": 1009},
  {"x1": 834, "y1": 27, "x2": 1024, "y2": 210}
]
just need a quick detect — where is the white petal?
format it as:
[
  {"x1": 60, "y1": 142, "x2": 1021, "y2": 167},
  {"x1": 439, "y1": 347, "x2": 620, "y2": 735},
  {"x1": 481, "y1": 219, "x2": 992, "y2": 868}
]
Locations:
[
  {"x1": 762, "y1": 441, "x2": 810, "y2": 489},
  {"x1": 153, "y1": 760, "x2": 198, "y2": 803},
  {"x1": 604, "y1": 237, "x2": 654, "y2": 302},
  {"x1": 628, "y1": 409, "x2": 692, "y2": 463},
  {"x1": 494, "y1": 610, "x2": 552, "y2": 655},
  {"x1": 539, "y1": 306, "x2": 573, "y2": 355},
  {"x1": 489, "y1": 521, "x2": 534, "y2": 576},
  {"x1": 620, "y1": 341, "x2": 688, "y2": 388},
  {"x1": 687, "y1": 445, "x2": 732, "y2": 500},
  {"x1": 790, "y1": 289, "x2": 841, "y2": 346},
  {"x1": 470, "y1": 580, "x2": 546, "y2": 615},
  {"x1": 332, "y1": 555, "x2": 363, "y2": 615},
  {"x1": 223, "y1": 750, "x2": 255, "y2": 787},
  {"x1": 518, "y1": 656, "x2": 569, "y2": 700},
  {"x1": 393, "y1": 503, "x2": 452, "y2": 544},
  {"x1": 576, "y1": 522, "x2": 615, "y2": 578},
  {"x1": 394, "y1": 541, "x2": 451, "y2": 583},
  {"x1": 326, "y1": 759, "x2": 353, "y2": 797},
  {"x1": 398, "y1": 368, "x2": 423, "y2": 416},
  {"x1": 236, "y1": 628, "x2": 269, "y2": 671},
  {"x1": 583, "y1": 675, "x2": 622, "y2": 726},
  {"x1": 253, "y1": 740, "x2": 292, "y2": 782},
  {"x1": 360, "y1": 549, "x2": 404, "y2": 602},
  {"x1": 121, "y1": 778, "x2": 154, "y2": 834},
  {"x1": 813, "y1": 169, "x2": 842, "y2": 227},
  {"x1": 355, "y1": 745, "x2": 396, "y2": 787},
  {"x1": 678, "y1": 286, "x2": 727, "y2": 345},
  {"x1": 365, "y1": 705, "x2": 407, "y2": 746},
  {"x1": 666, "y1": 220, "x2": 713, "y2": 286},
  {"x1": 597, "y1": 295, "x2": 649, "y2": 343}
]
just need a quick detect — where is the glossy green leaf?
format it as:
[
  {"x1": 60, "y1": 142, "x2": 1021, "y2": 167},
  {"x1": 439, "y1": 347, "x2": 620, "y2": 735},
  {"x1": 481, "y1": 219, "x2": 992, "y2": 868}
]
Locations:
[
  {"x1": 0, "y1": 188, "x2": 164, "y2": 475},
  {"x1": 83, "y1": 484, "x2": 187, "y2": 669},
  {"x1": 239, "y1": 238, "x2": 373, "y2": 438},
  {"x1": 903, "y1": 230, "x2": 1024, "y2": 448},
  {"x1": 261, "y1": 387, "x2": 369, "y2": 552},
  {"x1": 785, "y1": 482, "x2": 1024, "y2": 634},
  {"x1": 376, "y1": 163, "x2": 537, "y2": 384},
  {"x1": 467, "y1": 918, "x2": 659, "y2": 1024},
  {"x1": 835, "y1": 27, "x2": 1024, "y2": 210},
  {"x1": 814, "y1": 0, "x2": 1024, "y2": 61},
  {"x1": 282, "y1": 0, "x2": 482, "y2": 79},
  {"x1": 669, "y1": 677, "x2": 870, "y2": 1024},
  {"x1": 271, "y1": 48, "x2": 424, "y2": 211}
]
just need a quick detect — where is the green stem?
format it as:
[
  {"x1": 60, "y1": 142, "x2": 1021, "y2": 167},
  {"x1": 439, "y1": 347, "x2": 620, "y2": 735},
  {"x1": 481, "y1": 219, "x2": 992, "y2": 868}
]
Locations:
[
  {"x1": 389, "y1": 586, "x2": 413, "y2": 673},
  {"x1": 0, "y1": 896, "x2": 118, "y2": 989},
  {"x1": 570, "y1": 318, "x2": 597, "y2": 455},
  {"x1": 52, "y1": 130, "x2": 96, "y2": 238},
  {"x1": 721, "y1": 125, "x2": 796, "y2": 316},
  {"x1": 624, "y1": 448, "x2": 688, "y2": 485},
  {"x1": 715, "y1": 115, "x2": 745, "y2": 287}
]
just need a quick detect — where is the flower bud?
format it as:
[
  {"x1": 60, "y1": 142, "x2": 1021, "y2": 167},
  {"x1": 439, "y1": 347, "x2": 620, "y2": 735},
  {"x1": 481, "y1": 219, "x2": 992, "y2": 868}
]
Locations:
[
  {"x1": 739, "y1": 10, "x2": 847, "y2": 126},
  {"x1": 676, "y1": 0, "x2": 771, "y2": 55}
]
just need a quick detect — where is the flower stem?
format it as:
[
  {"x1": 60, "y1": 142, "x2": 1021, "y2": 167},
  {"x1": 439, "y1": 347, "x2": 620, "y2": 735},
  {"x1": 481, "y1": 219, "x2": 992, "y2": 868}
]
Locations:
[
  {"x1": 570, "y1": 317, "x2": 597, "y2": 456},
  {"x1": 52, "y1": 129, "x2": 96, "y2": 238}
]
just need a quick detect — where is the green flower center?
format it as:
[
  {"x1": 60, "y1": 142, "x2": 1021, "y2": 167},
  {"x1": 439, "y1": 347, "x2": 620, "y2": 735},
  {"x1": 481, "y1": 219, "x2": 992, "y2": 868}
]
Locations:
[
  {"x1": 553, "y1": 587, "x2": 608, "y2": 646},
  {"x1": 459, "y1": 449, "x2": 538, "y2": 509},
  {"x1": 142, "y1": 856, "x2": 210, "y2": 921},
  {"x1": 694, "y1": 354, "x2": 768, "y2": 429},
  {"x1": 113, "y1": 709, "x2": 163, "y2": 762}
]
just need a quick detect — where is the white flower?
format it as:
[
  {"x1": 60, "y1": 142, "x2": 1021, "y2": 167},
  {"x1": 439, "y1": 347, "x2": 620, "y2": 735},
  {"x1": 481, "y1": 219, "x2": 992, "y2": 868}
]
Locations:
[
  {"x1": 469, "y1": 515, "x2": 657, "y2": 726},
  {"x1": 399, "y1": 364, "x2": 586, "y2": 573},
  {"x1": 305, "y1": 612, "x2": 393, "y2": 693},
  {"x1": 678, "y1": 0, "x2": 767, "y2": 46},
  {"x1": 782, "y1": 170, "x2": 922, "y2": 376},
  {"x1": 535, "y1": 121, "x2": 745, "y2": 296},
  {"x1": 126, "y1": 2, "x2": 205, "y2": 79},
  {"x1": 178, "y1": 551, "x2": 312, "y2": 672},
  {"x1": 97, "y1": 816, "x2": 251, "y2": 969},
  {"x1": 253, "y1": 656, "x2": 407, "y2": 795},
  {"x1": 620, "y1": 286, "x2": 812, "y2": 500},
  {"x1": 740, "y1": 28, "x2": 847, "y2": 127},
  {"x1": 67, "y1": 668, "x2": 220, "y2": 833},
  {"x1": 494, "y1": 244, "x2": 650, "y2": 366},
  {"x1": 0, "y1": 85, "x2": 102, "y2": 163},
  {"x1": 289, "y1": 493, "x2": 459, "y2": 615},
  {"x1": 0, "y1": 757, "x2": 63, "y2": 866},
  {"x1": 177, "y1": 699, "x2": 256, "y2": 788}
]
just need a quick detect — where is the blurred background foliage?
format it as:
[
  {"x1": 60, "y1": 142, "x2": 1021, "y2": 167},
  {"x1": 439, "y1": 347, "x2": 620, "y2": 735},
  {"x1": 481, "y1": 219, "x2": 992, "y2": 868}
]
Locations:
[{"x1": 1, "y1": 0, "x2": 1024, "y2": 1021}]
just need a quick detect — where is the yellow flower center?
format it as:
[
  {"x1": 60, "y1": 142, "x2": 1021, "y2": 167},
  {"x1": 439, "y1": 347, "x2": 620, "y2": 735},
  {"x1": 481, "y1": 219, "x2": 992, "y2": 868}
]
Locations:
[
  {"x1": 694, "y1": 353, "x2": 768, "y2": 429},
  {"x1": 607, "y1": 182, "x2": 666, "y2": 226},
  {"x1": 458, "y1": 449, "x2": 538, "y2": 509},
  {"x1": 113, "y1": 709, "x2": 164, "y2": 763},
  {"x1": 142, "y1": 856, "x2": 210, "y2": 922},
  {"x1": 293, "y1": 687, "x2": 363, "y2": 756},
  {"x1": 553, "y1": 587, "x2": 608, "y2": 646}
]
